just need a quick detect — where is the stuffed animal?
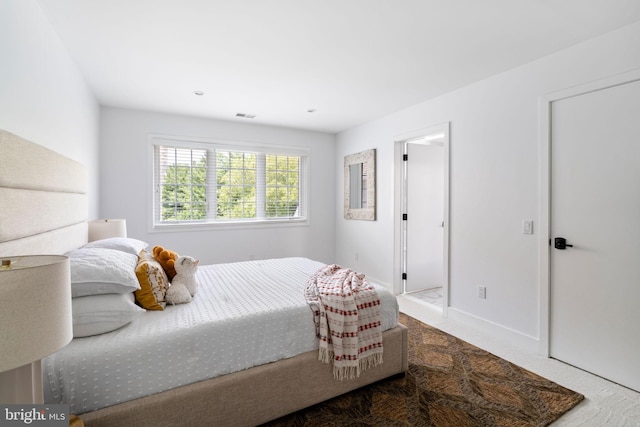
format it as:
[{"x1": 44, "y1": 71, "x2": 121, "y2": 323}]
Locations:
[
  {"x1": 165, "y1": 280, "x2": 191, "y2": 305},
  {"x1": 165, "y1": 256, "x2": 199, "y2": 305},
  {"x1": 152, "y1": 245, "x2": 179, "y2": 281}
]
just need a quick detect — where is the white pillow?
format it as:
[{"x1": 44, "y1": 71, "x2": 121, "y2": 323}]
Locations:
[
  {"x1": 83, "y1": 237, "x2": 148, "y2": 256},
  {"x1": 72, "y1": 293, "x2": 145, "y2": 338},
  {"x1": 67, "y1": 247, "x2": 140, "y2": 297}
]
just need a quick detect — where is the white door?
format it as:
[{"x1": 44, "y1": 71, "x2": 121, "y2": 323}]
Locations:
[
  {"x1": 405, "y1": 141, "x2": 444, "y2": 293},
  {"x1": 550, "y1": 78, "x2": 640, "y2": 391}
]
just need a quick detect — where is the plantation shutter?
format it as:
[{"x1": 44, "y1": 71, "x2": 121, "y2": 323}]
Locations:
[
  {"x1": 152, "y1": 137, "x2": 308, "y2": 227},
  {"x1": 154, "y1": 145, "x2": 209, "y2": 223}
]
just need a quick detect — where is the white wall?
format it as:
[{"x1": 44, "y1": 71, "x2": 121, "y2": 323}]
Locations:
[
  {"x1": 336, "y1": 21, "x2": 640, "y2": 340},
  {"x1": 100, "y1": 107, "x2": 336, "y2": 265},
  {"x1": 0, "y1": 0, "x2": 100, "y2": 217}
]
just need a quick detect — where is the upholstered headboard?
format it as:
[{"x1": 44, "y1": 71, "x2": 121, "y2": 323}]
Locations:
[{"x1": 0, "y1": 130, "x2": 88, "y2": 256}]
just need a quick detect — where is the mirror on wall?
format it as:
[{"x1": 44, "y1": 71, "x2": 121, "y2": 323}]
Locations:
[
  {"x1": 344, "y1": 149, "x2": 376, "y2": 220},
  {"x1": 349, "y1": 163, "x2": 364, "y2": 209}
]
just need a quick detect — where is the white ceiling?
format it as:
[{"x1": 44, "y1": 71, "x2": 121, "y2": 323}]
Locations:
[{"x1": 36, "y1": 0, "x2": 640, "y2": 134}]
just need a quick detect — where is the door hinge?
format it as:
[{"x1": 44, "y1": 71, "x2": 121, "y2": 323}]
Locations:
[
  {"x1": 403, "y1": 154, "x2": 408, "y2": 161},
  {"x1": 403, "y1": 213, "x2": 408, "y2": 221},
  {"x1": 402, "y1": 273, "x2": 407, "y2": 280}
]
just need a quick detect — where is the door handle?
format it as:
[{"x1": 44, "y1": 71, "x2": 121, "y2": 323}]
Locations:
[{"x1": 554, "y1": 237, "x2": 574, "y2": 250}]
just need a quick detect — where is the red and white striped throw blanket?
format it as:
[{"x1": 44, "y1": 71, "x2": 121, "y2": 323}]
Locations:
[{"x1": 304, "y1": 264, "x2": 383, "y2": 380}]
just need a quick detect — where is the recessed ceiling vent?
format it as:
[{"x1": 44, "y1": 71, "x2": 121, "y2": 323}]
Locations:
[{"x1": 235, "y1": 113, "x2": 256, "y2": 119}]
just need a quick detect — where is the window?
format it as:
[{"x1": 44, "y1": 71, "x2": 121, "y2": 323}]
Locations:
[
  {"x1": 265, "y1": 155, "x2": 301, "y2": 218},
  {"x1": 215, "y1": 150, "x2": 257, "y2": 220},
  {"x1": 158, "y1": 146, "x2": 208, "y2": 222},
  {"x1": 151, "y1": 136, "x2": 308, "y2": 229}
]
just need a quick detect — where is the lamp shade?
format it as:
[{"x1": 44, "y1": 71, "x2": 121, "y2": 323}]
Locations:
[
  {"x1": 88, "y1": 219, "x2": 127, "y2": 242},
  {"x1": 0, "y1": 255, "x2": 73, "y2": 373}
]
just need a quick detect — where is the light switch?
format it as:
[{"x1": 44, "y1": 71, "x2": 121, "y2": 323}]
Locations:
[{"x1": 522, "y1": 220, "x2": 534, "y2": 234}]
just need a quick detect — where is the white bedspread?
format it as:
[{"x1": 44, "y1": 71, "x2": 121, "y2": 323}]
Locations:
[{"x1": 43, "y1": 257, "x2": 398, "y2": 414}]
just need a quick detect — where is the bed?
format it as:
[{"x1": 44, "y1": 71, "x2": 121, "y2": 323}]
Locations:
[{"x1": 0, "y1": 129, "x2": 408, "y2": 426}]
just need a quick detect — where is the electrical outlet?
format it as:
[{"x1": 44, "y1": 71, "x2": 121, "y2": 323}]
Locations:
[{"x1": 478, "y1": 285, "x2": 487, "y2": 299}]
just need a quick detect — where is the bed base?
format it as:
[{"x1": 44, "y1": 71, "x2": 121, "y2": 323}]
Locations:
[{"x1": 79, "y1": 324, "x2": 408, "y2": 427}]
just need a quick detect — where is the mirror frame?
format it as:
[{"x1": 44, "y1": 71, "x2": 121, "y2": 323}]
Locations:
[{"x1": 344, "y1": 149, "x2": 376, "y2": 220}]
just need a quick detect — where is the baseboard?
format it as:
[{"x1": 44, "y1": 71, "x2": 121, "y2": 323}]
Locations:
[{"x1": 446, "y1": 308, "x2": 541, "y2": 355}]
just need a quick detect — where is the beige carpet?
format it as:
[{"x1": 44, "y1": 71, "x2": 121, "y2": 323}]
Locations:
[{"x1": 263, "y1": 313, "x2": 584, "y2": 426}]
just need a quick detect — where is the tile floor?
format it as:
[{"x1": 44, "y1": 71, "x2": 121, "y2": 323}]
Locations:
[
  {"x1": 404, "y1": 287, "x2": 443, "y2": 307},
  {"x1": 396, "y1": 295, "x2": 640, "y2": 426}
]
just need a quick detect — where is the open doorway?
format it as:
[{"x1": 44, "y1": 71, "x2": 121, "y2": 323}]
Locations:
[{"x1": 394, "y1": 123, "x2": 450, "y2": 311}]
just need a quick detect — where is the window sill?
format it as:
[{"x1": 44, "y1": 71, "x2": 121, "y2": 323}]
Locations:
[{"x1": 149, "y1": 218, "x2": 309, "y2": 233}]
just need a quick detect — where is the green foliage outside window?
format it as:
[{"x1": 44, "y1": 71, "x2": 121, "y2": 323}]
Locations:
[
  {"x1": 161, "y1": 156, "x2": 207, "y2": 221},
  {"x1": 216, "y1": 151, "x2": 257, "y2": 220},
  {"x1": 266, "y1": 155, "x2": 299, "y2": 217},
  {"x1": 159, "y1": 148, "x2": 301, "y2": 223}
]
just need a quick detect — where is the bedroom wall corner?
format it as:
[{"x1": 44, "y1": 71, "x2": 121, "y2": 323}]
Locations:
[{"x1": 0, "y1": 0, "x2": 101, "y2": 218}]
